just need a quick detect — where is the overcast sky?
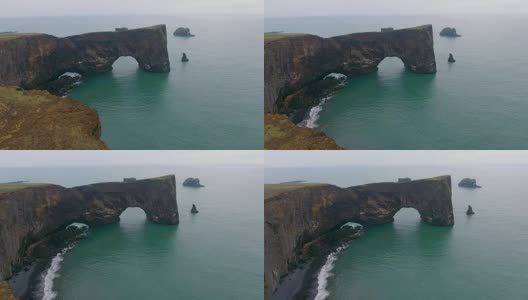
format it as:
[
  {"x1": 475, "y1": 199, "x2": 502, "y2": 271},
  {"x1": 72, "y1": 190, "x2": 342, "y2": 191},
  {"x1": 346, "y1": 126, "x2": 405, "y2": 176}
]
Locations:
[
  {"x1": 266, "y1": 151, "x2": 528, "y2": 168},
  {"x1": 0, "y1": 0, "x2": 262, "y2": 17},
  {"x1": 266, "y1": 0, "x2": 528, "y2": 17},
  {"x1": 0, "y1": 151, "x2": 262, "y2": 167}
]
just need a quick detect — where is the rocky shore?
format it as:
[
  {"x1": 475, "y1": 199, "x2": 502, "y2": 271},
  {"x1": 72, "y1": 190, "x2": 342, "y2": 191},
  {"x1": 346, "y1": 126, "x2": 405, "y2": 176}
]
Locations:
[{"x1": 264, "y1": 176, "x2": 454, "y2": 299}]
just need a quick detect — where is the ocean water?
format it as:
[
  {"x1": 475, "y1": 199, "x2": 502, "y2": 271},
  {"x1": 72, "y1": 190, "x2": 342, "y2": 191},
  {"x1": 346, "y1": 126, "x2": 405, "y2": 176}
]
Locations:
[
  {"x1": 265, "y1": 15, "x2": 528, "y2": 149},
  {"x1": 0, "y1": 15, "x2": 263, "y2": 149},
  {"x1": 0, "y1": 165, "x2": 263, "y2": 300},
  {"x1": 265, "y1": 165, "x2": 528, "y2": 300}
]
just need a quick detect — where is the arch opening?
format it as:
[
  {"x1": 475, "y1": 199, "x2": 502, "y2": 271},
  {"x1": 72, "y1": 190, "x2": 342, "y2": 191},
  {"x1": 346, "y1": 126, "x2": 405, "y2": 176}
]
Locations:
[{"x1": 111, "y1": 56, "x2": 141, "y2": 76}]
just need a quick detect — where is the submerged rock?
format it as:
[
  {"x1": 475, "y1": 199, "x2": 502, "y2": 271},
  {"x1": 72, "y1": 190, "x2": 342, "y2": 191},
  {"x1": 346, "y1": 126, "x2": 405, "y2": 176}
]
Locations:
[
  {"x1": 448, "y1": 53, "x2": 456, "y2": 63},
  {"x1": 181, "y1": 52, "x2": 189, "y2": 62},
  {"x1": 191, "y1": 204, "x2": 199, "y2": 214},
  {"x1": 398, "y1": 178, "x2": 412, "y2": 183},
  {"x1": 440, "y1": 27, "x2": 461, "y2": 37},
  {"x1": 173, "y1": 27, "x2": 195, "y2": 37},
  {"x1": 459, "y1": 178, "x2": 481, "y2": 188},
  {"x1": 381, "y1": 27, "x2": 394, "y2": 32},
  {"x1": 183, "y1": 177, "x2": 204, "y2": 187},
  {"x1": 466, "y1": 205, "x2": 475, "y2": 215}
]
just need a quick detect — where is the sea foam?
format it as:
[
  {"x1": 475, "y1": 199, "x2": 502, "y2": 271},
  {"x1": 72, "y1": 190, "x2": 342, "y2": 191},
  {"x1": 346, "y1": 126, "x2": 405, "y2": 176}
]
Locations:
[{"x1": 314, "y1": 246, "x2": 346, "y2": 300}]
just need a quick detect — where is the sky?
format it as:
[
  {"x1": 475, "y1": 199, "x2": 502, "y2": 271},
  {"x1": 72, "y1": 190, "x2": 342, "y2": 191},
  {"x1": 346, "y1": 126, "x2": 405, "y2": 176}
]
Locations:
[
  {"x1": 0, "y1": 0, "x2": 262, "y2": 17},
  {"x1": 265, "y1": 151, "x2": 528, "y2": 168},
  {"x1": 0, "y1": 151, "x2": 263, "y2": 167},
  {"x1": 266, "y1": 0, "x2": 528, "y2": 17}
]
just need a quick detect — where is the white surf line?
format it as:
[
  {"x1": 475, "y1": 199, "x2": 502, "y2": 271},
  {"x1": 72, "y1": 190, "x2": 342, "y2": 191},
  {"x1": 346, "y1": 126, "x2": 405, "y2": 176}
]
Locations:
[{"x1": 314, "y1": 245, "x2": 347, "y2": 300}]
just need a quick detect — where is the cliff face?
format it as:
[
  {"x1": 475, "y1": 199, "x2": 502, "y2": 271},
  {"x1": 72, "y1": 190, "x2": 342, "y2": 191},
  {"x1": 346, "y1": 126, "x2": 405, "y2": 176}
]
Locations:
[
  {"x1": 0, "y1": 175, "x2": 178, "y2": 280},
  {"x1": 0, "y1": 25, "x2": 170, "y2": 89},
  {"x1": 0, "y1": 87, "x2": 108, "y2": 150},
  {"x1": 264, "y1": 176, "x2": 453, "y2": 299},
  {"x1": 264, "y1": 25, "x2": 437, "y2": 113}
]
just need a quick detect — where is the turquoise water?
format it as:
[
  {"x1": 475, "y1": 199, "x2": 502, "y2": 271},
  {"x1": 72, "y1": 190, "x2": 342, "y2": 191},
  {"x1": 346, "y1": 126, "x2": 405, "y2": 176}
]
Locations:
[
  {"x1": 1, "y1": 165, "x2": 263, "y2": 299},
  {"x1": 265, "y1": 165, "x2": 528, "y2": 299},
  {"x1": 265, "y1": 15, "x2": 528, "y2": 149},
  {"x1": 0, "y1": 15, "x2": 263, "y2": 149}
]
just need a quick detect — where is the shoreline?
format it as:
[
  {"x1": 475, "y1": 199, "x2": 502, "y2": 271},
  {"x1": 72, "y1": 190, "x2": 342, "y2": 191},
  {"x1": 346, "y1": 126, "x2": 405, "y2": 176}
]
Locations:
[
  {"x1": 8, "y1": 259, "x2": 51, "y2": 300},
  {"x1": 272, "y1": 257, "x2": 326, "y2": 300}
]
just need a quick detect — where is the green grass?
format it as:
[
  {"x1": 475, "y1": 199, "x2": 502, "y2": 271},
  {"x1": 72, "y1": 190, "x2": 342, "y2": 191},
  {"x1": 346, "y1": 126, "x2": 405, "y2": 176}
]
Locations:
[
  {"x1": 265, "y1": 182, "x2": 326, "y2": 199},
  {"x1": 264, "y1": 32, "x2": 306, "y2": 42},
  {"x1": 0, "y1": 32, "x2": 41, "y2": 41},
  {"x1": 0, "y1": 183, "x2": 50, "y2": 194}
]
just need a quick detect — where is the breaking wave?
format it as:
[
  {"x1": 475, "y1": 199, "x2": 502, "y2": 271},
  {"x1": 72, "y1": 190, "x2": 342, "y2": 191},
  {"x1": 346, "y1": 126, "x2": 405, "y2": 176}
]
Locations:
[{"x1": 314, "y1": 246, "x2": 347, "y2": 300}]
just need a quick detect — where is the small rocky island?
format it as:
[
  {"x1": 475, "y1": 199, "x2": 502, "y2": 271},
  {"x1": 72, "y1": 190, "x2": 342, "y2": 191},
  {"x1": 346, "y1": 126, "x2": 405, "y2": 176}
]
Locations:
[
  {"x1": 458, "y1": 178, "x2": 481, "y2": 188},
  {"x1": 440, "y1": 27, "x2": 461, "y2": 37},
  {"x1": 191, "y1": 204, "x2": 199, "y2": 214},
  {"x1": 173, "y1": 27, "x2": 195, "y2": 37},
  {"x1": 466, "y1": 205, "x2": 475, "y2": 215},
  {"x1": 182, "y1": 177, "x2": 204, "y2": 187},
  {"x1": 448, "y1": 53, "x2": 456, "y2": 63},
  {"x1": 181, "y1": 52, "x2": 189, "y2": 62}
]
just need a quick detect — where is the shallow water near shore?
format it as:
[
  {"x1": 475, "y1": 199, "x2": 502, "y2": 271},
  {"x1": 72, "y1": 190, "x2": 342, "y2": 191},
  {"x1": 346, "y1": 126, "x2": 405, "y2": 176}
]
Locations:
[
  {"x1": 1, "y1": 166, "x2": 263, "y2": 300},
  {"x1": 0, "y1": 15, "x2": 263, "y2": 149},
  {"x1": 266, "y1": 165, "x2": 528, "y2": 300},
  {"x1": 265, "y1": 15, "x2": 528, "y2": 149}
]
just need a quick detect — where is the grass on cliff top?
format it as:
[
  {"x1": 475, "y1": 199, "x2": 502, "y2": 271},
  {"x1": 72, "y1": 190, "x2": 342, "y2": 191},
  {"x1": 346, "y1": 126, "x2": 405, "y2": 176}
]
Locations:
[
  {"x1": 0, "y1": 32, "x2": 41, "y2": 41},
  {"x1": 265, "y1": 182, "x2": 326, "y2": 199},
  {"x1": 0, "y1": 281, "x2": 17, "y2": 300},
  {"x1": 0, "y1": 183, "x2": 50, "y2": 194},
  {"x1": 264, "y1": 32, "x2": 306, "y2": 42}
]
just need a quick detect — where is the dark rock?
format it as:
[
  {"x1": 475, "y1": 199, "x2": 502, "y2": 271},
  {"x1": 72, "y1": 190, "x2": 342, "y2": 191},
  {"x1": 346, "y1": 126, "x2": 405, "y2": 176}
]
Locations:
[
  {"x1": 115, "y1": 27, "x2": 128, "y2": 32},
  {"x1": 448, "y1": 53, "x2": 456, "y2": 63},
  {"x1": 181, "y1": 52, "x2": 189, "y2": 62},
  {"x1": 264, "y1": 176, "x2": 453, "y2": 299},
  {"x1": 40, "y1": 73, "x2": 81, "y2": 96},
  {"x1": 398, "y1": 177, "x2": 412, "y2": 183},
  {"x1": 0, "y1": 175, "x2": 178, "y2": 280},
  {"x1": 458, "y1": 178, "x2": 481, "y2": 188},
  {"x1": 173, "y1": 27, "x2": 195, "y2": 37},
  {"x1": 466, "y1": 205, "x2": 475, "y2": 215},
  {"x1": 0, "y1": 25, "x2": 171, "y2": 89},
  {"x1": 123, "y1": 177, "x2": 136, "y2": 182},
  {"x1": 440, "y1": 27, "x2": 461, "y2": 37},
  {"x1": 381, "y1": 27, "x2": 394, "y2": 32},
  {"x1": 191, "y1": 204, "x2": 199, "y2": 214},
  {"x1": 182, "y1": 177, "x2": 204, "y2": 187},
  {"x1": 265, "y1": 25, "x2": 437, "y2": 114}
]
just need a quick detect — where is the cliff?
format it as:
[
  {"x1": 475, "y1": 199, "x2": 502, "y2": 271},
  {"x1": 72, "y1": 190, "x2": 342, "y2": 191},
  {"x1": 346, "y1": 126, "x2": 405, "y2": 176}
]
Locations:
[
  {"x1": 0, "y1": 87, "x2": 108, "y2": 149},
  {"x1": 264, "y1": 25, "x2": 437, "y2": 114},
  {"x1": 264, "y1": 176, "x2": 453, "y2": 299},
  {"x1": 0, "y1": 175, "x2": 178, "y2": 280},
  {"x1": 0, "y1": 25, "x2": 170, "y2": 89}
]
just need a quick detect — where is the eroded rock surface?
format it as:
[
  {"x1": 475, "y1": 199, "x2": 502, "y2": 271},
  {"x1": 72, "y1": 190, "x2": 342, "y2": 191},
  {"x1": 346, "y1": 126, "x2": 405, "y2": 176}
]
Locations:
[
  {"x1": 440, "y1": 27, "x2": 461, "y2": 37},
  {"x1": 0, "y1": 175, "x2": 178, "y2": 280},
  {"x1": 264, "y1": 25, "x2": 437, "y2": 114},
  {"x1": 0, "y1": 25, "x2": 170, "y2": 89},
  {"x1": 264, "y1": 176, "x2": 453, "y2": 299},
  {"x1": 183, "y1": 178, "x2": 204, "y2": 187},
  {"x1": 173, "y1": 27, "x2": 195, "y2": 37},
  {"x1": 0, "y1": 87, "x2": 108, "y2": 150},
  {"x1": 459, "y1": 178, "x2": 481, "y2": 188}
]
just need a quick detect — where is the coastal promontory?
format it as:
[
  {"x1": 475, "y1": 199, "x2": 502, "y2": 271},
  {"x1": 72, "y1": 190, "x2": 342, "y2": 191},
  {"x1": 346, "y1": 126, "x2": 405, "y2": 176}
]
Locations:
[{"x1": 264, "y1": 176, "x2": 453, "y2": 299}]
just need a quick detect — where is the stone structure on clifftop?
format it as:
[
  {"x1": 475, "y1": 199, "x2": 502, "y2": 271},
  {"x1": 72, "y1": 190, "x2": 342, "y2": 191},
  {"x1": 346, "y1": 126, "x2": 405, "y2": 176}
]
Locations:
[
  {"x1": 264, "y1": 176, "x2": 453, "y2": 299},
  {"x1": 0, "y1": 25, "x2": 171, "y2": 89},
  {"x1": 0, "y1": 175, "x2": 178, "y2": 281},
  {"x1": 264, "y1": 25, "x2": 437, "y2": 114}
]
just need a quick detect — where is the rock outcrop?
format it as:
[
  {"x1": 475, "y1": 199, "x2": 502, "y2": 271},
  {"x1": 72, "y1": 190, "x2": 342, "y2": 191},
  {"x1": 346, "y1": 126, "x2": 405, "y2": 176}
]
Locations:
[
  {"x1": 264, "y1": 25, "x2": 437, "y2": 114},
  {"x1": 264, "y1": 113, "x2": 344, "y2": 150},
  {"x1": 173, "y1": 27, "x2": 195, "y2": 37},
  {"x1": 448, "y1": 53, "x2": 456, "y2": 63},
  {"x1": 458, "y1": 178, "x2": 481, "y2": 188},
  {"x1": 181, "y1": 52, "x2": 189, "y2": 62},
  {"x1": 0, "y1": 25, "x2": 171, "y2": 89},
  {"x1": 115, "y1": 27, "x2": 128, "y2": 32},
  {"x1": 398, "y1": 177, "x2": 412, "y2": 183},
  {"x1": 264, "y1": 176, "x2": 453, "y2": 299},
  {"x1": 182, "y1": 177, "x2": 204, "y2": 187},
  {"x1": 381, "y1": 27, "x2": 394, "y2": 32},
  {"x1": 0, "y1": 87, "x2": 108, "y2": 150},
  {"x1": 191, "y1": 204, "x2": 199, "y2": 214},
  {"x1": 466, "y1": 205, "x2": 475, "y2": 215},
  {"x1": 0, "y1": 175, "x2": 178, "y2": 280},
  {"x1": 440, "y1": 27, "x2": 461, "y2": 37}
]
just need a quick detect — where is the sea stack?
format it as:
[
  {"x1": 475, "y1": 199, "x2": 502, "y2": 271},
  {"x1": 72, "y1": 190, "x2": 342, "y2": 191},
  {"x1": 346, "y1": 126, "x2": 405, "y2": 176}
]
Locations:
[
  {"x1": 191, "y1": 204, "x2": 199, "y2": 214},
  {"x1": 181, "y1": 53, "x2": 189, "y2": 62},
  {"x1": 440, "y1": 27, "x2": 461, "y2": 37},
  {"x1": 466, "y1": 205, "x2": 475, "y2": 215},
  {"x1": 182, "y1": 177, "x2": 204, "y2": 187},
  {"x1": 458, "y1": 178, "x2": 481, "y2": 188},
  {"x1": 448, "y1": 53, "x2": 456, "y2": 63},
  {"x1": 173, "y1": 27, "x2": 195, "y2": 37}
]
